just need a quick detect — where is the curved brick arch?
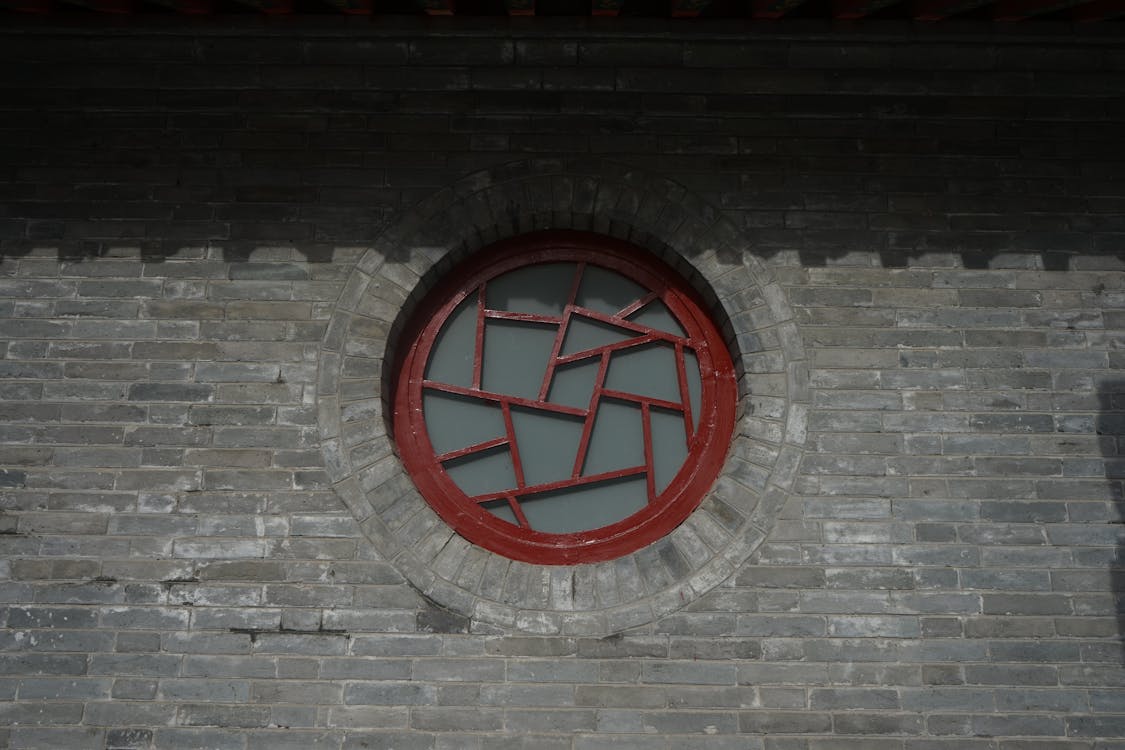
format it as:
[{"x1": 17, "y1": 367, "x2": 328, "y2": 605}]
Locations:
[{"x1": 317, "y1": 158, "x2": 809, "y2": 635}]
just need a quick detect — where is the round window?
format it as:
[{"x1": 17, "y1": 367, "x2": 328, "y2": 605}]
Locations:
[{"x1": 392, "y1": 231, "x2": 736, "y2": 565}]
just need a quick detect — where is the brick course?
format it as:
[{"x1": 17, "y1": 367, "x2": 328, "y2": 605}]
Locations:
[{"x1": 1, "y1": 18, "x2": 1124, "y2": 749}]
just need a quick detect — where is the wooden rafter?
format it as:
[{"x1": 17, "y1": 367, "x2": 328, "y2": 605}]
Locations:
[
  {"x1": 671, "y1": 0, "x2": 714, "y2": 17},
  {"x1": 504, "y1": 0, "x2": 533, "y2": 15},
  {"x1": 994, "y1": 0, "x2": 1086, "y2": 19},
  {"x1": 57, "y1": 0, "x2": 132, "y2": 11},
  {"x1": 912, "y1": 0, "x2": 993, "y2": 20},
  {"x1": 751, "y1": 0, "x2": 810, "y2": 17},
  {"x1": 231, "y1": 0, "x2": 292, "y2": 12},
  {"x1": 0, "y1": 0, "x2": 52, "y2": 10},
  {"x1": 832, "y1": 0, "x2": 903, "y2": 19},
  {"x1": 147, "y1": 0, "x2": 213, "y2": 12},
  {"x1": 591, "y1": 0, "x2": 624, "y2": 15},
  {"x1": 418, "y1": 0, "x2": 452, "y2": 14},
  {"x1": 1071, "y1": 0, "x2": 1125, "y2": 21}
]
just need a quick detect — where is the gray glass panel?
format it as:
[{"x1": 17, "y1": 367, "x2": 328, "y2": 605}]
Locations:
[
  {"x1": 575, "y1": 265, "x2": 645, "y2": 315},
  {"x1": 561, "y1": 316, "x2": 638, "y2": 356},
  {"x1": 650, "y1": 406, "x2": 688, "y2": 495},
  {"x1": 510, "y1": 407, "x2": 584, "y2": 487},
  {"x1": 547, "y1": 360, "x2": 600, "y2": 409},
  {"x1": 425, "y1": 293, "x2": 477, "y2": 387},
  {"x1": 604, "y1": 343, "x2": 680, "y2": 403},
  {"x1": 423, "y1": 391, "x2": 505, "y2": 455},
  {"x1": 628, "y1": 298, "x2": 685, "y2": 338},
  {"x1": 582, "y1": 400, "x2": 643, "y2": 477},
  {"x1": 518, "y1": 475, "x2": 648, "y2": 534},
  {"x1": 485, "y1": 263, "x2": 575, "y2": 316},
  {"x1": 443, "y1": 445, "x2": 516, "y2": 497},
  {"x1": 482, "y1": 499, "x2": 519, "y2": 526},
  {"x1": 481, "y1": 319, "x2": 557, "y2": 400},
  {"x1": 684, "y1": 348, "x2": 702, "y2": 432}
]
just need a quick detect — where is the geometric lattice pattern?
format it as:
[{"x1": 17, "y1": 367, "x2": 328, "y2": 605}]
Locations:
[{"x1": 422, "y1": 261, "x2": 705, "y2": 534}]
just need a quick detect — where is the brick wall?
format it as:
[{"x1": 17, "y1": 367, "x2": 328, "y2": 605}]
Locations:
[{"x1": 1, "y1": 19, "x2": 1124, "y2": 749}]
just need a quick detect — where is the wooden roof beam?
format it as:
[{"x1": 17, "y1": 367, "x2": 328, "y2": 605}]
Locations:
[
  {"x1": 1071, "y1": 0, "x2": 1125, "y2": 21},
  {"x1": 230, "y1": 0, "x2": 293, "y2": 12},
  {"x1": 0, "y1": 0, "x2": 52, "y2": 10},
  {"x1": 147, "y1": 0, "x2": 214, "y2": 13},
  {"x1": 56, "y1": 0, "x2": 132, "y2": 11},
  {"x1": 832, "y1": 0, "x2": 904, "y2": 19},
  {"x1": 751, "y1": 0, "x2": 810, "y2": 18},
  {"x1": 671, "y1": 0, "x2": 714, "y2": 17},
  {"x1": 322, "y1": 0, "x2": 370, "y2": 11},
  {"x1": 591, "y1": 0, "x2": 624, "y2": 15},
  {"x1": 418, "y1": 0, "x2": 453, "y2": 14},
  {"x1": 912, "y1": 0, "x2": 993, "y2": 20},
  {"x1": 504, "y1": 0, "x2": 533, "y2": 15},
  {"x1": 993, "y1": 0, "x2": 1085, "y2": 19}
]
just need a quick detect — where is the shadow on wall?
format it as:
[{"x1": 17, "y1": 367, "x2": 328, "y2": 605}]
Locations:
[
  {"x1": 0, "y1": 242, "x2": 342, "y2": 265},
  {"x1": 1098, "y1": 380, "x2": 1125, "y2": 663},
  {"x1": 0, "y1": 237, "x2": 1102, "y2": 272}
]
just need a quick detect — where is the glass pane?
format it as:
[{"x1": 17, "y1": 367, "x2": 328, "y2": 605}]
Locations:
[
  {"x1": 510, "y1": 407, "x2": 584, "y2": 487},
  {"x1": 517, "y1": 475, "x2": 648, "y2": 534},
  {"x1": 650, "y1": 406, "x2": 688, "y2": 495},
  {"x1": 628, "y1": 298, "x2": 685, "y2": 338},
  {"x1": 425, "y1": 293, "x2": 477, "y2": 387},
  {"x1": 481, "y1": 319, "x2": 557, "y2": 400},
  {"x1": 423, "y1": 391, "x2": 505, "y2": 455},
  {"x1": 582, "y1": 400, "x2": 643, "y2": 477},
  {"x1": 604, "y1": 343, "x2": 681, "y2": 404},
  {"x1": 547, "y1": 359, "x2": 599, "y2": 410},
  {"x1": 575, "y1": 265, "x2": 645, "y2": 315},
  {"x1": 443, "y1": 445, "x2": 516, "y2": 497},
  {"x1": 684, "y1": 348, "x2": 702, "y2": 432},
  {"x1": 485, "y1": 263, "x2": 574, "y2": 316},
  {"x1": 561, "y1": 316, "x2": 638, "y2": 356},
  {"x1": 482, "y1": 499, "x2": 519, "y2": 526}
]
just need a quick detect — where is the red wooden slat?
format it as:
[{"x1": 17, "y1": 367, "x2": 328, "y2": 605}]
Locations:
[
  {"x1": 473, "y1": 464, "x2": 648, "y2": 504},
  {"x1": 616, "y1": 291, "x2": 658, "y2": 320},
  {"x1": 569, "y1": 306, "x2": 691, "y2": 347},
  {"x1": 553, "y1": 333, "x2": 660, "y2": 367},
  {"x1": 537, "y1": 263, "x2": 584, "y2": 402},
  {"x1": 502, "y1": 402, "x2": 526, "y2": 489},
  {"x1": 435, "y1": 436, "x2": 510, "y2": 464},
  {"x1": 571, "y1": 351, "x2": 610, "y2": 479},
  {"x1": 675, "y1": 343, "x2": 695, "y2": 445},
  {"x1": 600, "y1": 389, "x2": 683, "y2": 413},
  {"x1": 912, "y1": 0, "x2": 993, "y2": 20},
  {"x1": 423, "y1": 381, "x2": 588, "y2": 417},
  {"x1": 484, "y1": 310, "x2": 563, "y2": 325},
  {"x1": 641, "y1": 402, "x2": 655, "y2": 502},
  {"x1": 505, "y1": 495, "x2": 531, "y2": 529},
  {"x1": 472, "y1": 285, "x2": 485, "y2": 391}
]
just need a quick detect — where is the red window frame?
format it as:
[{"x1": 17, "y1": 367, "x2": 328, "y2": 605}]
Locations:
[{"x1": 392, "y1": 231, "x2": 736, "y2": 565}]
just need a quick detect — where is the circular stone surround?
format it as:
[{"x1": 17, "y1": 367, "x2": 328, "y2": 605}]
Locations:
[{"x1": 317, "y1": 159, "x2": 809, "y2": 635}]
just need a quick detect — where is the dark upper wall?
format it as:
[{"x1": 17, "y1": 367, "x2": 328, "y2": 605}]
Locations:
[{"x1": 1, "y1": 19, "x2": 1125, "y2": 750}]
